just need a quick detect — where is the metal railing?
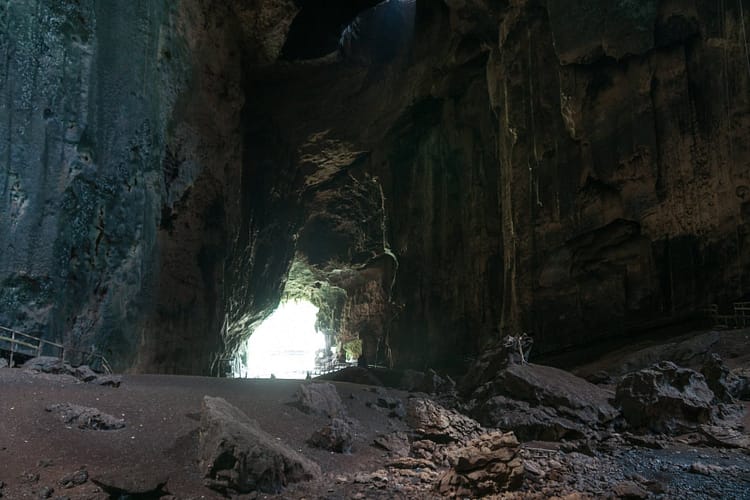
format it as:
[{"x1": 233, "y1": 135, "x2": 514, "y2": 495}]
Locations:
[
  {"x1": 0, "y1": 325, "x2": 112, "y2": 374},
  {"x1": 704, "y1": 302, "x2": 750, "y2": 329}
]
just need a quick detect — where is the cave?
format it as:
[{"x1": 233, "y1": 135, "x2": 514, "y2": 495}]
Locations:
[{"x1": 2, "y1": 0, "x2": 750, "y2": 497}]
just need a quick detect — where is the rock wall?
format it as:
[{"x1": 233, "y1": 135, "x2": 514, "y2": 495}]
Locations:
[
  {"x1": 0, "y1": 0, "x2": 298, "y2": 373},
  {"x1": 1, "y1": 0, "x2": 748, "y2": 373},
  {"x1": 488, "y1": 0, "x2": 750, "y2": 351}
]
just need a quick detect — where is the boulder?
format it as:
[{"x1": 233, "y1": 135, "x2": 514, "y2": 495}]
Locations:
[
  {"x1": 615, "y1": 361, "x2": 715, "y2": 433},
  {"x1": 294, "y1": 382, "x2": 345, "y2": 418},
  {"x1": 406, "y1": 398, "x2": 482, "y2": 443},
  {"x1": 436, "y1": 431, "x2": 524, "y2": 497},
  {"x1": 46, "y1": 403, "x2": 125, "y2": 430},
  {"x1": 200, "y1": 396, "x2": 320, "y2": 494},
  {"x1": 469, "y1": 363, "x2": 617, "y2": 440},
  {"x1": 307, "y1": 417, "x2": 353, "y2": 453},
  {"x1": 475, "y1": 395, "x2": 587, "y2": 441}
]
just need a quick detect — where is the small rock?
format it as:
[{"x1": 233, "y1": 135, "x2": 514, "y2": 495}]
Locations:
[
  {"x1": 612, "y1": 480, "x2": 649, "y2": 499},
  {"x1": 524, "y1": 460, "x2": 545, "y2": 478},
  {"x1": 73, "y1": 365, "x2": 98, "y2": 383},
  {"x1": 59, "y1": 469, "x2": 88, "y2": 488},
  {"x1": 0, "y1": 358, "x2": 8, "y2": 369},
  {"x1": 20, "y1": 472, "x2": 40, "y2": 484},
  {"x1": 307, "y1": 417, "x2": 353, "y2": 453},
  {"x1": 689, "y1": 462, "x2": 724, "y2": 476},
  {"x1": 38, "y1": 486, "x2": 54, "y2": 499},
  {"x1": 46, "y1": 403, "x2": 125, "y2": 430},
  {"x1": 93, "y1": 375, "x2": 121, "y2": 387}
]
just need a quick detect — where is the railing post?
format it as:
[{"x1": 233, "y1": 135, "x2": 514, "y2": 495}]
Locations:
[{"x1": 9, "y1": 329, "x2": 15, "y2": 367}]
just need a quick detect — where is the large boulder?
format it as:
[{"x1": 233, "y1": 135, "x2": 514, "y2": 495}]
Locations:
[
  {"x1": 615, "y1": 361, "x2": 715, "y2": 433},
  {"x1": 200, "y1": 396, "x2": 320, "y2": 494},
  {"x1": 406, "y1": 398, "x2": 482, "y2": 443},
  {"x1": 293, "y1": 382, "x2": 345, "y2": 418},
  {"x1": 436, "y1": 431, "x2": 524, "y2": 498},
  {"x1": 469, "y1": 363, "x2": 617, "y2": 440},
  {"x1": 474, "y1": 395, "x2": 588, "y2": 441}
]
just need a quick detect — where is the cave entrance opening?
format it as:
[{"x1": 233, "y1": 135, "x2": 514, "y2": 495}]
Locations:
[{"x1": 235, "y1": 299, "x2": 327, "y2": 379}]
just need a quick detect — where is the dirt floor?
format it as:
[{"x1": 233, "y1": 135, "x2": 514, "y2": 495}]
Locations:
[
  {"x1": 0, "y1": 371, "x2": 413, "y2": 499},
  {"x1": 1, "y1": 329, "x2": 750, "y2": 499}
]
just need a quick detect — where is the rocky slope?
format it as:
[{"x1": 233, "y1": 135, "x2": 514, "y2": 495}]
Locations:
[{"x1": 1, "y1": 0, "x2": 749, "y2": 373}]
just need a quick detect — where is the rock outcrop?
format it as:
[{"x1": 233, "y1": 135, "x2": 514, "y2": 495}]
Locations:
[{"x1": 200, "y1": 396, "x2": 321, "y2": 494}]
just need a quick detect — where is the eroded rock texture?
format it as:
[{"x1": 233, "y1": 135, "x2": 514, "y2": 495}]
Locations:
[{"x1": 1, "y1": 0, "x2": 748, "y2": 373}]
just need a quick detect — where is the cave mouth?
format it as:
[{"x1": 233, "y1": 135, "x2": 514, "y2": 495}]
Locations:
[{"x1": 235, "y1": 299, "x2": 327, "y2": 379}]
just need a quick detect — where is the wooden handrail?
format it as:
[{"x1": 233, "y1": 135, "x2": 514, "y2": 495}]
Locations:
[{"x1": 0, "y1": 325, "x2": 111, "y2": 374}]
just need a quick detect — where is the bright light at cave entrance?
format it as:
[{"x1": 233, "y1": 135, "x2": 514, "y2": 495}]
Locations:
[{"x1": 238, "y1": 300, "x2": 325, "y2": 379}]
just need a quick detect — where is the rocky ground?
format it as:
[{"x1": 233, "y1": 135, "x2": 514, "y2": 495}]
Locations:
[{"x1": 1, "y1": 329, "x2": 750, "y2": 499}]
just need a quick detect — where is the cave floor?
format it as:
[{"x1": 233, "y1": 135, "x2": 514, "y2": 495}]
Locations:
[{"x1": 0, "y1": 367, "x2": 749, "y2": 499}]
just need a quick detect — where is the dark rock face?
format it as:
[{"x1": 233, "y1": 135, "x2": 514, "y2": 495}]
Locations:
[{"x1": 1, "y1": 0, "x2": 748, "y2": 374}]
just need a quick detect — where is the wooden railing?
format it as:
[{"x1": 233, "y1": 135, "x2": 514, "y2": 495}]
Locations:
[
  {"x1": 704, "y1": 302, "x2": 750, "y2": 329},
  {"x1": 0, "y1": 325, "x2": 112, "y2": 374}
]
